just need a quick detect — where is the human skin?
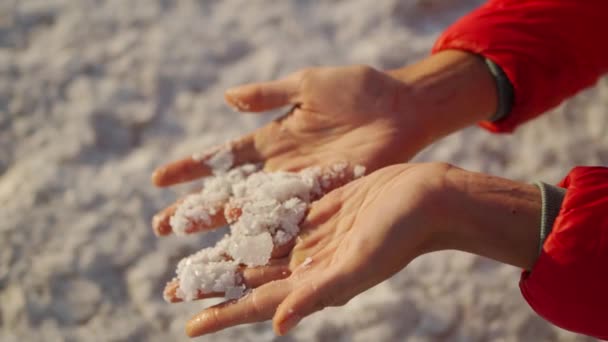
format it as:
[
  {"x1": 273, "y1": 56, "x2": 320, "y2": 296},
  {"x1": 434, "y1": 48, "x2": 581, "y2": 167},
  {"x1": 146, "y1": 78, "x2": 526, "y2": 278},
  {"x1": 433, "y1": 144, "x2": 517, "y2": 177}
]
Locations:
[
  {"x1": 151, "y1": 50, "x2": 496, "y2": 188},
  {"x1": 151, "y1": 50, "x2": 497, "y2": 236},
  {"x1": 179, "y1": 163, "x2": 541, "y2": 337},
  {"x1": 151, "y1": 50, "x2": 542, "y2": 337}
]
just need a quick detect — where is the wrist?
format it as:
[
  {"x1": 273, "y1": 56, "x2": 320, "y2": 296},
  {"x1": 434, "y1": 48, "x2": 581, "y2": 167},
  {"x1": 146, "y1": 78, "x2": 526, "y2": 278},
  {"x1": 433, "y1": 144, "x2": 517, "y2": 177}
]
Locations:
[
  {"x1": 432, "y1": 166, "x2": 542, "y2": 269},
  {"x1": 386, "y1": 50, "x2": 498, "y2": 143}
]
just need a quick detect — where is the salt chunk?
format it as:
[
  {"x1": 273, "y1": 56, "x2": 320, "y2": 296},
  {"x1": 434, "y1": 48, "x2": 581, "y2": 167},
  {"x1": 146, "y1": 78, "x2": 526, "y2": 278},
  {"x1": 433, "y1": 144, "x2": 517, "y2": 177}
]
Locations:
[
  {"x1": 225, "y1": 285, "x2": 246, "y2": 300},
  {"x1": 353, "y1": 165, "x2": 366, "y2": 178},
  {"x1": 227, "y1": 232, "x2": 274, "y2": 267},
  {"x1": 331, "y1": 162, "x2": 348, "y2": 175},
  {"x1": 206, "y1": 145, "x2": 234, "y2": 173},
  {"x1": 169, "y1": 193, "x2": 214, "y2": 235},
  {"x1": 169, "y1": 164, "x2": 261, "y2": 235},
  {"x1": 301, "y1": 257, "x2": 313, "y2": 268},
  {"x1": 274, "y1": 230, "x2": 289, "y2": 245},
  {"x1": 175, "y1": 258, "x2": 239, "y2": 301},
  {"x1": 192, "y1": 152, "x2": 203, "y2": 162}
]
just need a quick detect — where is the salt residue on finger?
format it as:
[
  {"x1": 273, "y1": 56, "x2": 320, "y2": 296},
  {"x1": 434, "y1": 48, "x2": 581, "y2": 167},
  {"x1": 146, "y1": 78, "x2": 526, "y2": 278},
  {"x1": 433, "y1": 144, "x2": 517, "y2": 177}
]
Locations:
[
  {"x1": 169, "y1": 163, "x2": 258, "y2": 235},
  {"x1": 192, "y1": 143, "x2": 235, "y2": 174},
  {"x1": 168, "y1": 154, "x2": 367, "y2": 301}
]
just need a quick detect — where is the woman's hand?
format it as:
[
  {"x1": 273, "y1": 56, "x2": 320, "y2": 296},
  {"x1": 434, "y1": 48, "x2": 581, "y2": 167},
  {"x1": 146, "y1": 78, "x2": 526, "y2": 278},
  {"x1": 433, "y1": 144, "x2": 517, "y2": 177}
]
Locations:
[
  {"x1": 178, "y1": 162, "x2": 542, "y2": 337},
  {"x1": 151, "y1": 51, "x2": 498, "y2": 189},
  {"x1": 151, "y1": 65, "x2": 417, "y2": 188},
  {"x1": 150, "y1": 52, "x2": 499, "y2": 236},
  {"x1": 179, "y1": 163, "x2": 451, "y2": 337}
]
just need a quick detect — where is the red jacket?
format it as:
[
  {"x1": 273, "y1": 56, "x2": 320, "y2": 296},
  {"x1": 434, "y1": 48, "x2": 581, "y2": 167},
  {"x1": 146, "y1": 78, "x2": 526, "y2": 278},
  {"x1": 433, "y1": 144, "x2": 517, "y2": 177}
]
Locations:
[{"x1": 432, "y1": 0, "x2": 608, "y2": 339}]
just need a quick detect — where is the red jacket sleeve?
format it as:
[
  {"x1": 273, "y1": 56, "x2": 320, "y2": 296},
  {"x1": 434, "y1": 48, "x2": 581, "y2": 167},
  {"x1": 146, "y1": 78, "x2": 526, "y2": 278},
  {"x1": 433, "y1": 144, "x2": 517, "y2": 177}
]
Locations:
[
  {"x1": 432, "y1": 0, "x2": 608, "y2": 133},
  {"x1": 520, "y1": 167, "x2": 608, "y2": 339}
]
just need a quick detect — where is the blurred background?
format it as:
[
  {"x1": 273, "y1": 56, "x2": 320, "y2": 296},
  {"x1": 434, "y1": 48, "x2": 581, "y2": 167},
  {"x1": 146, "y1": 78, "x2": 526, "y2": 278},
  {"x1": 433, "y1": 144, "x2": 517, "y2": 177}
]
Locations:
[{"x1": 1, "y1": 0, "x2": 606, "y2": 341}]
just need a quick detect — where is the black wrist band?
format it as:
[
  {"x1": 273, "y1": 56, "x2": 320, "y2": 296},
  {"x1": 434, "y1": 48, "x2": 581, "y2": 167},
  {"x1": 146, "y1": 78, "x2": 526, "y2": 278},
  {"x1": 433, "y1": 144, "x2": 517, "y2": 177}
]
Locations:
[{"x1": 484, "y1": 58, "x2": 514, "y2": 122}]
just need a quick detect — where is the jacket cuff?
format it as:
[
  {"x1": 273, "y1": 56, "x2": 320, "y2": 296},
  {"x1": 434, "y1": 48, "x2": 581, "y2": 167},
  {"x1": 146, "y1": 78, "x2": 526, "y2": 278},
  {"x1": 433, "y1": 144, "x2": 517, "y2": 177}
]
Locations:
[{"x1": 533, "y1": 181, "x2": 566, "y2": 256}]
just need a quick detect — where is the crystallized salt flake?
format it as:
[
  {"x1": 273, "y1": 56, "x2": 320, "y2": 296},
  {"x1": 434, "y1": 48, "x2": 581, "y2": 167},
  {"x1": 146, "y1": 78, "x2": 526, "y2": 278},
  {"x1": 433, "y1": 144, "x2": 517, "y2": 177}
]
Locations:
[
  {"x1": 225, "y1": 285, "x2": 246, "y2": 300},
  {"x1": 227, "y1": 232, "x2": 274, "y2": 267},
  {"x1": 175, "y1": 259, "x2": 240, "y2": 301},
  {"x1": 192, "y1": 152, "x2": 203, "y2": 162},
  {"x1": 169, "y1": 193, "x2": 214, "y2": 235},
  {"x1": 301, "y1": 257, "x2": 313, "y2": 268},
  {"x1": 353, "y1": 165, "x2": 366, "y2": 178},
  {"x1": 331, "y1": 162, "x2": 348, "y2": 177},
  {"x1": 206, "y1": 145, "x2": 234, "y2": 173},
  {"x1": 169, "y1": 164, "x2": 261, "y2": 236}
]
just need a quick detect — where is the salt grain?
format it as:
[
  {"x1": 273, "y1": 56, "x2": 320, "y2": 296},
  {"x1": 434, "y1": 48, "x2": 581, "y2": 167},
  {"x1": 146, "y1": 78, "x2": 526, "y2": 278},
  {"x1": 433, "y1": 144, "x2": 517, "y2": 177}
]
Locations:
[
  {"x1": 301, "y1": 257, "x2": 313, "y2": 268},
  {"x1": 227, "y1": 232, "x2": 274, "y2": 267},
  {"x1": 191, "y1": 152, "x2": 203, "y2": 162},
  {"x1": 225, "y1": 285, "x2": 246, "y2": 300},
  {"x1": 205, "y1": 145, "x2": 234, "y2": 173},
  {"x1": 353, "y1": 165, "x2": 366, "y2": 179}
]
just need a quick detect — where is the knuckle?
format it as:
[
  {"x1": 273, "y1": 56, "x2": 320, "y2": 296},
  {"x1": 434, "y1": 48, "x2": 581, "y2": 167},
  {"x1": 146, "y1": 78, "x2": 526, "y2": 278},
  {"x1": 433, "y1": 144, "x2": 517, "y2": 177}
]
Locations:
[
  {"x1": 317, "y1": 291, "x2": 346, "y2": 310},
  {"x1": 250, "y1": 290, "x2": 266, "y2": 316},
  {"x1": 294, "y1": 68, "x2": 317, "y2": 90},
  {"x1": 429, "y1": 161, "x2": 453, "y2": 169},
  {"x1": 425, "y1": 162, "x2": 457, "y2": 175},
  {"x1": 352, "y1": 64, "x2": 378, "y2": 82},
  {"x1": 208, "y1": 307, "x2": 221, "y2": 327}
]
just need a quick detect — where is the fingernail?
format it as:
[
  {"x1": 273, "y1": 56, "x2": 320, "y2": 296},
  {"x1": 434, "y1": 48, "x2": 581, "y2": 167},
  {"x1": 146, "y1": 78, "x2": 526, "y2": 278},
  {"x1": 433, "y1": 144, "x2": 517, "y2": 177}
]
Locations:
[
  {"x1": 225, "y1": 90, "x2": 251, "y2": 112},
  {"x1": 225, "y1": 87, "x2": 239, "y2": 96},
  {"x1": 151, "y1": 169, "x2": 163, "y2": 185},
  {"x1": 151, "y1": 215, "x2": 163, "y2": 236},
  {"x1": 278, "y1": 313, "x2": 301, "y2": 335}
]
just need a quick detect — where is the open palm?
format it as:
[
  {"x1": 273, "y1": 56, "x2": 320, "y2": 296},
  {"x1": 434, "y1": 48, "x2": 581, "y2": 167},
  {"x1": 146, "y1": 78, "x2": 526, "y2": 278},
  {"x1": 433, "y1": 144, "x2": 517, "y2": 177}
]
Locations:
[
  {"x1": 173, "y1": 163, "x2": 450, "y2": 337},
  {"x1": 152, "y1": 65, "x2": 426, "y2": 187}
]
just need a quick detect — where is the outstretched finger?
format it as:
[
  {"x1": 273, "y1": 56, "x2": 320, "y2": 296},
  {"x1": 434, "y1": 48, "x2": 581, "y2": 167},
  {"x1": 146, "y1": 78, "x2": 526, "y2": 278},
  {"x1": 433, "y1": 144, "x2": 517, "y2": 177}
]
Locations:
[
  {"x1": 152, "y1": 198, "x2": 228, "y2": 236},
  {"x1": 273, "y1": 270, "x2": 351, "y2": 335},
  {"x1": 225, "y1": 72, "x2": 301, "y2": 113},
  {"x1": 163, "y1": 281, "x2": 223, "y2": 303},
  {"x1": 163, "y1": 259, "x2": 292, "y2": 303},
  {"x1": 152, "y1": 200, "x2": 183, "y2": 236},
  {"x1": 186, "y1": 279, "x2": 292, "y2": 337},
  {"x1": 151, "y1": 136, "x2": 261, "y2": 187}
]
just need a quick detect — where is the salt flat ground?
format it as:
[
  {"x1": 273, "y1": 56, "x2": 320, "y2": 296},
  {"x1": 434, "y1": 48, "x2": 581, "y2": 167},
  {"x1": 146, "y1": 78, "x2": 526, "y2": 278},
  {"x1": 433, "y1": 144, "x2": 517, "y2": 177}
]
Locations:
[{"x1": 1, "y1": 0, "x2": 606, "y2": 341}]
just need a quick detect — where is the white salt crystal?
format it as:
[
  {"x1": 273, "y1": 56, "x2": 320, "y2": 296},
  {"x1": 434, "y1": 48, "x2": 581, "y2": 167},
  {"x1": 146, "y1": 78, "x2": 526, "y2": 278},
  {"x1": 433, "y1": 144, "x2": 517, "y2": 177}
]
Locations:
[
  {"x1": 274, "y1": 230, "x2": 289, "y2": 245},
  {"x1": 353, "y1": 165, "x2": 366, "y2": 178},
  {"x1": 176, "y1": 259, "x2": 240, "y2": 301},
  {"x1": 169, "y1": 193, "x2": 214, "y2": 235},
  {"x1": 170, "y1": 164, "x2": 259, "y2": 235},
  {"x1": 321, "y1": 174, "x2": 331, "y2": 190},
  {"x1": 225, "y1": 285, "x2": 246, "y2": 300},
  {"x1": 301, "y1": 257, "x2": 313, "y2": 268},
  {"x1": 192, "y1": 152, "x2": 203, "y2": 162},
  {"x1": 331, "y1": 162, "x2": 348, "y2": 177},
  {"x1": 227, "y1": 232, "x2": 274, "y2": 267},
  {"x1": 205, "y1": 145, "x2": 234, "y2": 173}
]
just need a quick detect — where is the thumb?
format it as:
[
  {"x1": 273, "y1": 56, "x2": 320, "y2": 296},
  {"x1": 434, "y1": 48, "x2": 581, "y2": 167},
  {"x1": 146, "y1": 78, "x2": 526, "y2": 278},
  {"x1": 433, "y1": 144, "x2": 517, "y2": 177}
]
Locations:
[{"x1": 225, "y1": 73, "x2": 300, "y2": 112}]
